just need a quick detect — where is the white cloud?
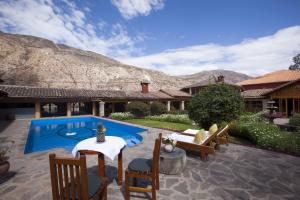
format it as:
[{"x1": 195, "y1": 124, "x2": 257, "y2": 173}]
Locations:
[
  {"x1": 119, "y1": 26, "x2": 300, "y2": 76},
  {"x1": 0, "y1": 0, "x2": 138, "y2": 57},
  {"x1": 0, "y1": 0, "x2": 299, "y2": 77},
  {"x1": 111, "y1": 0, "x2": 164, "y2": 19}
]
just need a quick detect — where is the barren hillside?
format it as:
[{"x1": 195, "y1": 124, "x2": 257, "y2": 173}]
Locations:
[{"x1": 0, "y1": 31, "x2": 250, "y2": 91}]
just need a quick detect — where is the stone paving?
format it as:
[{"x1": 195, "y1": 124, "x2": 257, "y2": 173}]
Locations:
[{"x1": 0, "y1": 119, "x2": 300, "y2": 200}]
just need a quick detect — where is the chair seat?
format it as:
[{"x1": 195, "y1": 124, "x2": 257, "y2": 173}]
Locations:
[
  {"x1": 66, "y1": 174, "x2": 103, "y2": 199},
  {"x1": 128, "y1": 158, "x2": 152, "y2": 173}
]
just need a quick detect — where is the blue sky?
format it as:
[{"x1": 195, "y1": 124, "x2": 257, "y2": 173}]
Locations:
[{"x1": 0, "y1": 0, "x2": 300, "y2": 76}]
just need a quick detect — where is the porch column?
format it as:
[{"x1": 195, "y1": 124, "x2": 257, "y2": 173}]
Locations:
[
  {"x1": 167, "y1": 101, "x2": 171, "y2": 112},
  {"x1": 293, "y1": 99, "x2": 295, "y2": 114},
  {"x1": 189, "y1": 88, "x2": 192, "y2": 95},
  {"x1": 180, "y1": 101, "x2": 185, "y2": 111},
  {"x1": 67, "y1": 102, "x2": 71, "y2": 117},
  {"x1": 285, "y1": 98, "x2": 288, "y2": 116},
  {"x1": 99, "y1": 101, "x2": 105, "y2": 117},
  {"x1": 92, "y1": 102, "x2": 96, "y2": 116},
  {"x1": 262, "y1": 99, "x2": 268, "y2": 111},
  {"x1": 35, "y1": 101, "x2": 41, "y2": 119},
  {"x1": 112, "y1": 103, "x2": 115, "y2": 113}
]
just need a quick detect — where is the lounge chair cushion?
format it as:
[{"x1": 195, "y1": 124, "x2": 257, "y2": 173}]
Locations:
[
  {"x1": 168, "y1": 133, "x2": 194, "y2": 144},
  {"x1": 194, "y1": 129, "x2": 205, "y2": 144},
  {"x1": 128, "y1": 158, "x2": 152, "y2": 173},
  {"x1": 183, "y1": 129, "x2": 200, "y2": 135},
  {"x1": 209, "y1": 124, "x2": 218, "y2": 135}
]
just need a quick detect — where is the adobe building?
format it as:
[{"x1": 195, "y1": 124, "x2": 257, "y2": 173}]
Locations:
[
  {"x1": 181, "y1": 75, "x2": 239, "y2": 95},
  {"x1": 0, "y1": 82, "x2": 191, "y2": 119},
  {"x1": 238, "y1": 70, "x2": 300, "y2": 116}
]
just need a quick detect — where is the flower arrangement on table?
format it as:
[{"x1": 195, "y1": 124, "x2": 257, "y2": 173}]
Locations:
[
  {"x1": 164, "y1": 135, "x2": 177, "y2": 153},
  {"x1": 97, "y1": 123, "x2": 106, "y2": 143}
]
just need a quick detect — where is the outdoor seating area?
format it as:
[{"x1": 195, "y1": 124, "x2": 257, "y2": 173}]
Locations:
[
  {"x1": 1, "y1": 119, "x2": 300, "y2": 200},
  {"x1": 46, "y1": 124, "x2": 229, "y2": 199},
  {"x1": 1, "y1": 1, "x2": 300, "y2": 199}
]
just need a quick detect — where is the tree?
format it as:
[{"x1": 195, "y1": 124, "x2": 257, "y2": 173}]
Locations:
[
  {"x1": 126, "y1": 102, "x2": 150, "y2": 117},
  {"x1": 150, "y1": 101, "x2": 167, "y2": 115},
  {"x1": 289, "y1": 54, "x2": 300, "y2": 70},
  {"x1": 187, "y1": 84, "x2": 244, "y2": 129}
]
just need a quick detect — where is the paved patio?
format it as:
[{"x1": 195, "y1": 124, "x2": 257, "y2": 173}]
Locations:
[{"x1": 0, "y1": 119, "x2": 300, "y2": 200}]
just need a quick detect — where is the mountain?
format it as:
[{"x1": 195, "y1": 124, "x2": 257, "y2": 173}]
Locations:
[
  {"x1": 0, "y1": 31, "x2": 250, "y2": 91},
  {"x1": 180, "y1": 69, "x2": 251, "y2": 85}
]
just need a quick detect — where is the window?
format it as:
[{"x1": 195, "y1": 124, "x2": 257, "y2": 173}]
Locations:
[
  {"x1": 71, "y1": 102, "x2": 92, "y2": 115},
  {"x1": 41, "y1": 103, "x2": 67, "y2": 117},
  {"x1": 245, "y1": 100, "x2": 263, "y2": 112}
]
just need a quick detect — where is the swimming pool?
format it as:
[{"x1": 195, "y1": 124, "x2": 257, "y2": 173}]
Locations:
[{"x1": 24, "y1": 117, "x2": 146, "y2": 154}]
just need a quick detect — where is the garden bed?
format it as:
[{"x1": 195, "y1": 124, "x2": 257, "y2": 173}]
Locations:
[
  {"x1": 229, "y1": 112, "x2": 300, "y2": 156},
  {"x1": 122, "y1": 119, "x2": 199, "y2": 132}
]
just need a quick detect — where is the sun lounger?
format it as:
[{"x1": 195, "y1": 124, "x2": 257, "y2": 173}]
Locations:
[
  {"x1": 163, "y1": 124, "x2": 231, "y2": 160},
  {"x1": 182, "y1": 124, "x2": 231, "y2": 148},
  {"x1": 163, "y1": 131, "x2": 217, "y2": 161}
]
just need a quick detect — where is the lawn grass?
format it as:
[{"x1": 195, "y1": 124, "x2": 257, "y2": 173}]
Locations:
[{"x1": 123, "y1": 119, "x2": 199, "y2": 131}]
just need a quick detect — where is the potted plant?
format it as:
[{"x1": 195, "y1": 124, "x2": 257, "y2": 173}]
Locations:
[
  {"x1": 0, "y1": 141, "x2": 14, "y2": 176},
  {"x1": 96, "y1": 123, "x2": 106, "y2": 143},
  {"x1": 164, "y1": 136, "x2": 177, "y2": 153}
]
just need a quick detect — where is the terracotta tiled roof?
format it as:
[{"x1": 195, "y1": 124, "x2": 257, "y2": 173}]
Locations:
[
  {"x1": 237, "y1": 70, "x2": 300, "y2": 86},
  {"x1": 121, "y1": 90, "x2": 174, "y2": 100},
  {"x1": 241, "y1": 89, "x2": 273, "y2": 98},
  {"x1": 0, "y1": 85, "x2": 122, "y2": 99},
  {"x1": 0, "y1": 85, "x2": 185, "y2": 100},
  {"x1": 159, "y1": 89, "x2": 191, "y2": 98}
]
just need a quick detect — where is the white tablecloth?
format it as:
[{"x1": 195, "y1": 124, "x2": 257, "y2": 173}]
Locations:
[{"x1": 72, "y1": 136, "x2": 126, "y2": 160}]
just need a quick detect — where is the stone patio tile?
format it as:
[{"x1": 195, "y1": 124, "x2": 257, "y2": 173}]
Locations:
[{"x1": 0, "y1": 119, "x2": 300, "y2": 200}]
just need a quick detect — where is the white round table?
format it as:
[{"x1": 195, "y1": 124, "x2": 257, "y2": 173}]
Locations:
[{"x1": 72, "y1": 136, "x2": 126, "y2": 185}]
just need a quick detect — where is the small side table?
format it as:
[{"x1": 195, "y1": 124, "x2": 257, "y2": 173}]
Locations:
[{"x1": 159, "y1": 147, "x2": 186, "y2": 175}]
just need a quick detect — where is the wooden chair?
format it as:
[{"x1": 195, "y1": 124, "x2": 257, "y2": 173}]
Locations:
[
  {"x1": 49, "y1": 154, "x2": 108, "y2": 200},
  {"x1": 125, "y1": 133, "x2": 162, "y2": 200}
]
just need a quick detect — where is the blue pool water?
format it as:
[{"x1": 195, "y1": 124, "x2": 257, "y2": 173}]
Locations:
[{"x1": 24, "y1": 117, "x2": 146, "y2": 154}]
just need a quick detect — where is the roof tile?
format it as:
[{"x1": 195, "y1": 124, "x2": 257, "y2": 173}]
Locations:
[
  {"x1": 0, "y1": 85, "x2": 183, "y2": 100},
  {"x1": 237, "y1": 70, "x2": 300, "y2": 86},
  {"x1": 241, "y1": 89, "x2": 273, "y2": 98}
]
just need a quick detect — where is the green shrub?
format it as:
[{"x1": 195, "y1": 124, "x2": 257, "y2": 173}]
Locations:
[
  {"x1": 145, "y1": 114, "x2": 193, "y2": 124},
  {"x1": 126, "y1": 102, "x2": 150, "y2": 117},
  {"x1": 150, "y1": 102, "x2": 167, "y2": 115},
  {"x1": 168, "y1": 110, "x2": 188, "y2": 115},
  {"x1": 289, "y1": 113, "x2": 300, "y2": 126},
  {"x1": 230, "y1": 113, "x2": 300, "y2": 155},
  {"x1": 110, "y1": 112, "x2": 134, "y2": 120},
  {"x1": 188, "y1": 84, "x2": 244, "y2": 129}
]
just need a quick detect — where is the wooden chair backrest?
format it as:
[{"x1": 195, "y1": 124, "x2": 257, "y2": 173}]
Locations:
[
  {"x1": 49, "y1": 154, "x2": 89, "y2": 200},
  {"x1": 202, "y1": 130, "x2": 219, "y2": 145},
  {"x1": 217, "y1": 124, "x2": 229, "y2": 137},
  {"x1": 152, "y1": 133, "x2": 162, "y2": 173}
]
